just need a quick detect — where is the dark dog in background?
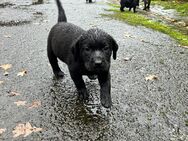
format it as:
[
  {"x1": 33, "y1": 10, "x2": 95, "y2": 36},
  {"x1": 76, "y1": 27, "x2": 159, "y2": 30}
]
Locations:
[
  {"x1": 86, "y1": 0, "x2": 92, "y2": 3},
  {"x1": 143, "y1": 0, "x2": 151, "y2": 10},
  {"x1": 120, "y1": 0, "x2": 139, "y2": 13},
  {"x1": 47, "y1": 0, "x2": 118, "y2": 108}
]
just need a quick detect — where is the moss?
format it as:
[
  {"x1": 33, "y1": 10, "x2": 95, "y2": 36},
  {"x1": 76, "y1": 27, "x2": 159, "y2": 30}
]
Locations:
[{"x1": 102, "y1": 7, "x2": 188, "y2": 46}]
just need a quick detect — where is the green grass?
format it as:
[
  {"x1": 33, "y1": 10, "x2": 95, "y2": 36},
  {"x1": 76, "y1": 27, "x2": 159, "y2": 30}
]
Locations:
[
  {"x1": 152, "y1": 0, "x2": 188, "y2": 16},
  {"x1": 102, "y1": 6, "x2": 188, "y2": 46}
]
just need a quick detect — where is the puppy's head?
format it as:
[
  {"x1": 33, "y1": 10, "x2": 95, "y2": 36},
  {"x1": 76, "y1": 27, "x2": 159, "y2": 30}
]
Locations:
[{"x1": 72, "y1": 28, "x2": 118, "y2": 73}]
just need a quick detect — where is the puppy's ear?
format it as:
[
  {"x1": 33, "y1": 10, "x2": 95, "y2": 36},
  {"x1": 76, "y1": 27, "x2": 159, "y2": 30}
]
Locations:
[
  {"x1": 109, "y1": 36, "x2": 118, "y2": 60},
  {"x1": 72, "y1": 39, "x2": 80, "y2": 62}
]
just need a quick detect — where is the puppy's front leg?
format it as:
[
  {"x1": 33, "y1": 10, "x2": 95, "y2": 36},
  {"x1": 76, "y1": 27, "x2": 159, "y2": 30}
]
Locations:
[
  {"x1": 98, "y1": 72, "x2": 112, "y2": 108},
  {"x1": 69, "y1": 71, "x2": 89, "y2": 101}
]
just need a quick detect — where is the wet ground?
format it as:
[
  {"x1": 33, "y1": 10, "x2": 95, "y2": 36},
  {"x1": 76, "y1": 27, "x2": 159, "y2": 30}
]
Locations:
[{"x1": 0, "y1": 0, "x2": 188, "y2": 140}]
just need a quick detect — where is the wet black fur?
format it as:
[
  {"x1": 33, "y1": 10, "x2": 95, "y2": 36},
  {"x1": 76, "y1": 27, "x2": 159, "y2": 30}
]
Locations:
[
  {"x1": 120, "y1": 0, "x2": 139, "y2": 13},
  {"x1": 47, "y1": 0, "x2": 118, "y2": 108}
]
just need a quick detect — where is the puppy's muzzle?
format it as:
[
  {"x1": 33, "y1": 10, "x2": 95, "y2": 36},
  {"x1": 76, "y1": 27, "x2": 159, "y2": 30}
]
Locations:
[
  {"x1": 94, "y1": 58, "x2": 102, "y2": 68},
  {"x1": 93, "y1": 51, "x2": 103, "y2": 68}
]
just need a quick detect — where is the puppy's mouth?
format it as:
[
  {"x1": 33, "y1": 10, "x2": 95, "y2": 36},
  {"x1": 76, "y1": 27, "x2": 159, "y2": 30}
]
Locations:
[{"x1": 84, "y1": 62, "x2": 109, "y2": 73}]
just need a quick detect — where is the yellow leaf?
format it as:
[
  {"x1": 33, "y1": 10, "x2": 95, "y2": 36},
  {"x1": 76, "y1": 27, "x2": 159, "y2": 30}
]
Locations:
[
  {"x1": 14, "y1": 101, "x2": 26, "y2": 106},
  {"x1": 0, "y1": 64, "x2": 12, "y2": 71},
  {"x1": 28, "y1": 100, "x2": 41, "y2": 109},
  {"x1": 12, "y1": 122, "x2": 42, "y2": 138},
  {"x1": 145, "y1": 75, "x2": 158, "y2": 81},
  {"x1": 0, "y1": 128, "x2": 6, "y2": 134},
  {"x1": 17, "y1": 70, "x2": 27, "y2": 76}
]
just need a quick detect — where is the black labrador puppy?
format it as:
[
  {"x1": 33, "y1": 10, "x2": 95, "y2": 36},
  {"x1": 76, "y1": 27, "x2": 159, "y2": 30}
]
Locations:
[
  {"x1": 47, "y1": 0, "x2": 118, "y2": 108},
  {"x1": 120, "y1": 0, "x2": 139, "y2": 13}
]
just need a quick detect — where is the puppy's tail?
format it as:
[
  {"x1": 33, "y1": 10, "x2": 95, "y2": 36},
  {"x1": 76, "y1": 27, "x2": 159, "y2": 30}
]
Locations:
[{"x1": 55, "y1": 0, "x2": 67, "y2": 22}]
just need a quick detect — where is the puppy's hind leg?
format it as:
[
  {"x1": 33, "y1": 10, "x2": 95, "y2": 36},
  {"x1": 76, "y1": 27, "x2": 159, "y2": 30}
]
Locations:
[{"x1": 47, "y1": 43, "x2": 64, "y2": 78}]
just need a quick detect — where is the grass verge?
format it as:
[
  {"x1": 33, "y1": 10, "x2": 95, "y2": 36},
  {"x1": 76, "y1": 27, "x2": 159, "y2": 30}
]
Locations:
[
  {"x1": 152, "y1": 0, "x2": 188, "y2": 16},
  {"x1": 102, "y1": 4, "x2": 188, "y2": 46}
]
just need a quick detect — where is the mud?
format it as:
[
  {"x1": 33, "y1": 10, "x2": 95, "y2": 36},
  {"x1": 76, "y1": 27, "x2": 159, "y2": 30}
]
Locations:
[{"x1": 0, "y1": 0, "x2": 187, "y2": 141}]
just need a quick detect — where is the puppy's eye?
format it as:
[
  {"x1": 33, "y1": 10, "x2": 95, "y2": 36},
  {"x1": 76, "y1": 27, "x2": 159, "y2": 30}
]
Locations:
[
  {"x1": 85, "y1": 47, "x2": 90, "y2": 52},
  {"x1": 103, "y1": 46, "x2": 109, "y2": 51}
]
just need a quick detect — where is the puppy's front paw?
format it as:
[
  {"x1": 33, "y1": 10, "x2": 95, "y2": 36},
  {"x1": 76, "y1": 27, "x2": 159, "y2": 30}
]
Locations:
[
  {"x1": 100, "y1": 94, "x2": 112, "y2": 108},
  {"x1": 54, "y1": 71, "x2": 64, "y2": 79},
  {"x1": 78, "y1": 89, "x2": 89, "y2": 102}
]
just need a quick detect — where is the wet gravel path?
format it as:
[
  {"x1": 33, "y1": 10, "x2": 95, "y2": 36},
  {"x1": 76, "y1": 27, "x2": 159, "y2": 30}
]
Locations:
[{"x1": 0, "y1": 0, "x2": 188, "y2": 140}]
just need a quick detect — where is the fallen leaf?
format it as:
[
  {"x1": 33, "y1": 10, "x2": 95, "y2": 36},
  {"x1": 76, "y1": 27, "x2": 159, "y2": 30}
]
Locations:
[
  {"x1": 145, "y1": 75, "x2": 158, "y2": 81},
  {"x1": 33, "y1": 22, "x2": 40, "y2": 25},
  {"x1": 4, "y1": 35, "x2": 11, "y2": 38},
  {"x1": 124, "y1": 32, "x2": 135, "y2": 38},
  {"x1": 0, "y1": 64, "x2": 12, "y2": 71},
  {"x1": 4, "y1": 71, "x2": 9, "y2": 76},
  {"x1": 124, "y1": 57, "x2": 132, "y2": 61},
  {"x1": 12, "y1": 122, "x2": 42, "y2": 138},
  {"x1": 17, "y1": 70, "x2": 27, "y2": 76},
  {"x1": 14, "y1": 101, "x2": 26, "y2": 106},
  {"x1": 0, "y1": 81, "x2": 4, "y2": 85},
  {"x1": 0, "y1": 128, "x2": 6, "y2": 134},
  {"x1": 28, "y1": 100, "x2": 41, "y2": 109},
  {"x1": 9, "y1": 91, "x2": 21, "y2": 97},
  {"x1": 124, "y1": 33, "x2": 131, "y2": 38},
  {"x1": 140, "y1": 39, "x2": 145, "y2": 42}
]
